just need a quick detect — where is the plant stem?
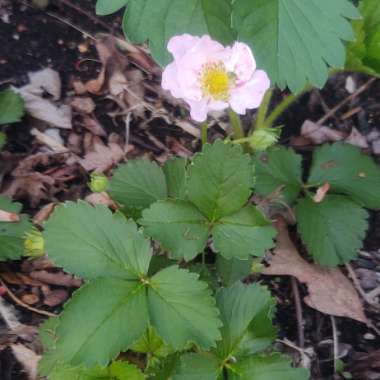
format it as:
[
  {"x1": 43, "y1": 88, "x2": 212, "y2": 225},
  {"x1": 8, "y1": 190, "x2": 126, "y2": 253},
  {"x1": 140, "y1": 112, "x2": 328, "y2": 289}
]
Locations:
[
  {"x1": 228, "y1": 109, "x2": 244, "y2": 139},
  {"x1": 263, "y1": 87, "x2": 309, "y2": 129},
  {"x1": 254, "y1": 89, "x2": 273, "y2": 129},
  {"x1": 202, "y1": 251, "x2": 206, "y2": 266},
  {"x1": 201, "y1": 122, "x2": 208, "y2": 146}
]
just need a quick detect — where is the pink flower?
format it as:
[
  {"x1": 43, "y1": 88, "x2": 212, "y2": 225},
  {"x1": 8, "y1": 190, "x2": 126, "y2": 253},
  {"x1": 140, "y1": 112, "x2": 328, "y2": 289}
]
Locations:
[{"x1": 162, "y1": 34, "x2": 270, "y2": 122}]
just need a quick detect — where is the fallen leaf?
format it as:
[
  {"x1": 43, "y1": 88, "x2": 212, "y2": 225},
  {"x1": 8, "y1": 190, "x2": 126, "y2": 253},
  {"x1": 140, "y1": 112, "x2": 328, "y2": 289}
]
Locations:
[
  {"x1": 263, "y1": 217, "x2": 368, "y2": 323},
  {"x1": 345, "y1": 127, "x2": 369, "y2": 149},
  {"x1": 32, "y1": 202, "x2": 56, "y2": 226},
  {"x1": 313, "y1": 182, "x2": 330, "y2": 203},
  {"x1": 43, "y1": 288, "x2": 69, "y2": 307},
  {"x1": 300, "y1": 120, "x2": 344, "y2": 144},
  {"x1": 85, "y1": 191, "x2": 118, "y2": 209},
  {"x1": 71, "y1": 97, "x2": 96, "y2": 114},
  {"x1": 21, "y1": 293, "x2": 39, "y2": 306},
  {"x1": 29, "y1": 270, "x2": 81, "y2": 287},
  {"x1": 79, "y1": 136, "x2": 124, "y2": 172},
  {"x1": 14, "y1": 68, "x2": 72, "y2": 129},
  {"x1": 82, "y1": 115, "x2": 107, "y2": 137},
  {"x1": 11, "y1": 343, "x2": 40, "y2": 380},
  {"x1": 0, "y1": 209, "x2": 20, "y2": 222}
]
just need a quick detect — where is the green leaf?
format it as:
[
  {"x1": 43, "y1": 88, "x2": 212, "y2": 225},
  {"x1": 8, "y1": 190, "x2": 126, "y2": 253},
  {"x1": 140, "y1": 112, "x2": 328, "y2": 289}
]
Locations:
[
  {"x1": 233, "y1": 0, "x2": 360, "y2": 92},
  {"x1": 163, "y1": 158, "x2": 187, "y2": 200},
  {"x1": 307, "y1": 143, "x2": 380, "y2": 209},
  {"x1": 43, "y1": 278, "x2": 148, "y2": 369},
  {"x1": 140, "y1": 200, "x2": 209, "y2": 261},
  {"x1": 43, "y1": 361, "x2": 145, "y2": 380},
  {"x1": 216, "y1": 282, "x2": 275, "y2": 360},
  {"x1": 296, "y1": 195, "x2": 368, "y2": 266},
  {"x1": 0, "y1": 88, "x2": 24, "y2": 124},
  {"x1": 0, "y1": 195, "x2": 32, "y2": 261},
  {"x1": 96, "y1": 0, "x2": 128, "y2": 15},
  {"x1": 148, "y1": 266, "x2": 222, "y2": 350},
  {"x1": 172, "y1": 353, "x2": 221, "y2": 380},
  {"x1": 212, "y1": 206, "x2": 276, "y2": 260},
  {"x1": 0, "y1": 131, "x2": 6, "y2": 150},
  {"x1": 44, "y1": 202, "x2": 152, "y2": 280},
  {"x1": 216, "y1": 256, "x2": 252, "y2": 287},
  {"x1": 254, "y1": 147, "x2": 303, "y2": 204},
  {"x1": 346, "y1": 0, "x2": 380, "y2": 76},
  {"x1": 109, "y1": 160, "x2": 167, "y2": 211},
  {"x1": 188, "y1": 140, "x2": 253, "y2": 220},
  {"x1": 228, "y1": 353, "x2": 309, "y2": 380},
  {"x1": 123, "y1": 0, "x2": 234, "y2": 66}
]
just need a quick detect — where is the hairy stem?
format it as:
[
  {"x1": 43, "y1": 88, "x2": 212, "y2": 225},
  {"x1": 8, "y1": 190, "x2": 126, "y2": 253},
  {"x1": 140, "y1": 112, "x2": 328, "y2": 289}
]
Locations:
[
  {"x1": 228, "y1": 109, "x2": 245, "y2": 139},
  {"x1": 254, "y1": 89, "x2": 273, "y2": 130},
  {"x1": 201, "y1": 122, "x2": 209, "y2": 146}
]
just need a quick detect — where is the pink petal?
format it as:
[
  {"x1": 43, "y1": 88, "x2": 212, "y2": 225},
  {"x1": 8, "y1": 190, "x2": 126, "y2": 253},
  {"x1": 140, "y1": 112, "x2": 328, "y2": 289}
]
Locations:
[
  {"x1": 167, "y1": 34, "x2": 200, "y2": 60},
  {"x1": 161, "y1": 62, "x2": 183, "y2": 98},
  {"x1": 225, "y1": 42, "x2": 256, "y2": 84},
  {"x1": 229, "y1": 70, "x2": 270, "y2": 114},
  {"x1": 187, "y1": 99, "x2": 209, "y2": 122},
  {"x1": 208, "y1": 100, "x2": 229, "y2": 111}
]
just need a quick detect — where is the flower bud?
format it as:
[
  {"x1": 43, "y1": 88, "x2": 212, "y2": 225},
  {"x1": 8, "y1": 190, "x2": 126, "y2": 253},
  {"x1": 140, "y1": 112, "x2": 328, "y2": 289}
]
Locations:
[
  {"x1": 251, "y1": 258, "x2": 264, "y2": 274},
  {"x1": 89, "y1": 172, "x2": 109, "y2": 193},
  {"x1": 24, "y1": 229, "x2": 45, "y2": 258},
  {"x1": 250, "y1": 128, "x2": 280, "y2": 151}
]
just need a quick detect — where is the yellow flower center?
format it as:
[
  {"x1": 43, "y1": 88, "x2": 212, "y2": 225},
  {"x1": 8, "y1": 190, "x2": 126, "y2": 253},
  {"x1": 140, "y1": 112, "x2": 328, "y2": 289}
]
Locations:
[{"x1": 200, "y1": 62, "x2": 234, "y2": 101}]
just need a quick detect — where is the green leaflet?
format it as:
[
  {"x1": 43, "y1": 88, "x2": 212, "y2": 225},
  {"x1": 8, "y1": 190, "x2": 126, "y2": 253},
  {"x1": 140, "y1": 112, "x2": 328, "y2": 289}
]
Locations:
[
  {"x1": 254, "y1": 146, "x2": 303, "y2": 204},
  {"x1": 163, "y1": 158, "x2": 188, "y2": 200},
  {"x1": 172, "y1": 353, "x2": 221, "y2": 380},
  {"x1": 307, "y1": 142, "x2": 380, "y2": 209},
  {"x1": 96, "y1": 0, "x2": 128, "y2": 15},
  {"x1": 234, "y1": 0, "x2": 360, "y2": 92},
  {"x1": 346, "y1": 0, "x2": 380, "y2": 76},
  {"x1": 0, "y1": 88, "x2": 24, "y2": 124},
  {"x1": 296, "y1": 195, "x2": 368, "y2": 266},
  {"x1": 216, "y1": 256, "x2": 252, "y2": 287},
  {"x1": 0, "y1": 195, "x2": 32, "y2": 261},
  {"x1": 188, "y1": 140, "x2": 253, "y2": 220}
]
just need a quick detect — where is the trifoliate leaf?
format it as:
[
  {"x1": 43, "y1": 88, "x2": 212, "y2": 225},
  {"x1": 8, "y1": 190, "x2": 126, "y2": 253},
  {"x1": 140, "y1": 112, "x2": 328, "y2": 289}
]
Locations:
[
  {"x1": 233, "y1": 0, "x2": 360, "y2": 92},
  {"x1": 123, "y1": 0, "x2": 234, "y2": 65},
  {"x1": 109, "y1": 160, "x2": 167, "y2": 211},
  {"x1": 212, "y1": 206, "x2": 276, "y2": 260},
  {"x1": 215, "y1": 282, "x2": 275, "y2": 360},
  {"x1": 172, "y1": 353, "x2": 221, "y2": 380},
  {"x1": 43, "y1": 279, "x2": 148, "y2": 369},
  {"x1": 254, "y1": 147, "x2": 303, "y2": 204},
  {"x1": 188, "y1": 140, "x2": 253, "y2": 220},
  {"x1": 296, "y1": 195, "x2": 368, "y2": 266},
  {"x1": 44, "y1": 202, "x2": 152, "y2": 280},
  {"x1": 140, "y1": 200, "x2": 209, "y2": 261},
  {"x1": 106, "y1": 361, "x2": 145, "y2": 380},
  {"x1": 0, "y1": 131, "x2": 6, "y2": 150},
  {"x1": 346, "y1": 0, "x2": 380, "y2": 76},
  {"x1": 0, "y1": 195, "x2": 32, "y2": 261},
  {"x1": 96, "y1": 0, "x2": 128, "y2": 15},
  {"x1": 216, "y1": 256, "x2": 252, "y2": 287},
  {"x1": 163, "y1": 158, "x2": 187, "y2": 200},
  {"x1": 228, "y1": 353, "x2": 309, "y2": 380},
  {"x1": 307, "y1": 143, "x2": 380, "y2": 209},
  {"x1": 148, "y1": 266, "x2": 222, "y2": 350},
  {"x1": 0, "y1": 88, "x2": 24, "y2": 124}
]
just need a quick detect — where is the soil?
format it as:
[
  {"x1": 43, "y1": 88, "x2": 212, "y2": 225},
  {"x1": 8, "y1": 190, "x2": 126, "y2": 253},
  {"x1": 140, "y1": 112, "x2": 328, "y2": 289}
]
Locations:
[{"x1": 0, "y1": 1, "x2": 379, "y2": 380}]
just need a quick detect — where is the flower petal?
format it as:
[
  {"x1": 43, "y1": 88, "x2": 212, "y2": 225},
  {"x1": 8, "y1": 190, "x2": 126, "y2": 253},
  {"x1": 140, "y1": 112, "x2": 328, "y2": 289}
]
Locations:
[
  {"x1": 167, "y1": 34, "x2": 200, "y2": 60},
  {"x1": 229, "y1": 70, "x2": 270, "y2": 114},
  {"x1": 225, "y1": 42, "x2": 256, "y2": 84},
  {"x1": 162, "y1": 62, "x2": 184, "y2": 98},
  {"x1": 187, "y1": 99, "x2": 209, "y2": 122}
]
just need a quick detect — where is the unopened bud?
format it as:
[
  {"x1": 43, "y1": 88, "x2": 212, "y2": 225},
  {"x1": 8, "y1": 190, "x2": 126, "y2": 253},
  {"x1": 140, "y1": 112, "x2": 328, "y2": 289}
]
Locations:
[
  {"x1": 24, "y1": 229, "x2": 45, "y2": 257},
  {"x1": 250, "y1": 128, "x2": 280, "y2": 151},
  {"x1": 89, "y1": 172, "x2": 109, "y2": 193}
]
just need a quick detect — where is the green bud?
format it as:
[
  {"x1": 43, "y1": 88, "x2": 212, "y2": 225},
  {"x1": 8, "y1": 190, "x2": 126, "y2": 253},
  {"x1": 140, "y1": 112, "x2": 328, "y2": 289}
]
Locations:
[
  {"x1": 251, "y1": 258, "x2": 264, "y2": 273},
  {"x1": 89, "y1": 172, "x2": 109, "y2": 193},
  {"x1": 250, "y1": 128, "x2": 280, "y2": 151},
  {"x1": 24, "y1": 229, "x2": 45, "y2": 257}
]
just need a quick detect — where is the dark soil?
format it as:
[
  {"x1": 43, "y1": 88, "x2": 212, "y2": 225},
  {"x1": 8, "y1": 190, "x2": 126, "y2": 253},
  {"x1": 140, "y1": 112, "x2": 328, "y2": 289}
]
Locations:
[{"x1": 0, "y1": 1, "x2": 379, "y2": 380}]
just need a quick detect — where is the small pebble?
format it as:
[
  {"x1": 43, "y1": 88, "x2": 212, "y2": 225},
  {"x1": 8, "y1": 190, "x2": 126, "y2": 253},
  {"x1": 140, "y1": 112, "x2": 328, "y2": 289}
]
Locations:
[{"x1": 364, "y1": 333, "x2": 375, "y2": 340}]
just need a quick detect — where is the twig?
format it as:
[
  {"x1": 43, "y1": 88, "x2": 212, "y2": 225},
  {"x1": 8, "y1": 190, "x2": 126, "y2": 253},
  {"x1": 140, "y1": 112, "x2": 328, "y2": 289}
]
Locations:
[
  {"x1": 0, "y1": 278, "x2": 56, "y2": 318},
  {"x1": 345, "y1": 263, "x2": 380, "y2": 310},
  {"x1": 330, "y1": 316, "x2": 339, "y2": 373},
  {"x1": 291, "y1": 277, "x2": 305, "y2": 348},
  {"x1": 124, "y1": 112, "x2": 132, "y2": 155},
  {"x1": 317, "y1": 77, "x2": 376, "y2": 125}
]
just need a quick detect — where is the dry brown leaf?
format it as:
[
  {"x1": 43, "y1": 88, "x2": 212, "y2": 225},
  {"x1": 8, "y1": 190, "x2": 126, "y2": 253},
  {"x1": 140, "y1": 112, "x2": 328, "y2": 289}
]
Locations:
[
  {"x1": 263, "y1": 218, "x2": 368, "y2": 323},
  {"x1": 43, "y1": 289, "x2": 69, "y2": 307},
  {"x1": 300, "y1": 120, "x2": 344, "y2": 144},
  {"x1": 82, "y1": 115, "x2": 107, "y2": 137},
  {"x1": 21, "y1": 293, "x2": 39, "y2": 306},
  {"x1": 29, "y1": 270, "x2": 81, "y2": 288},
  {"x1": 0, "y1": 209, "x2": 20, "y2": 222},
  {"x1": 313, "y1": 182, "x2": 330, "y2": 203},
  {"x1": 33, "y1": 202, "x2": 56, "y2": 226},
  {"x1": 71, "y1": 97, "x2": 96, "y2": 114},
  {"x1": 11, "y1": 343, "x2": 40, "y2": 380},
  {"x1": 79, "y1": 137, "x2": 124, "y2": 172},
  {"x1": 85, "y1": 192, "x2": 118, "y2": 209},
  {"x1": 345, "y1": 127, "x2": 369, "y2": 149}
]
